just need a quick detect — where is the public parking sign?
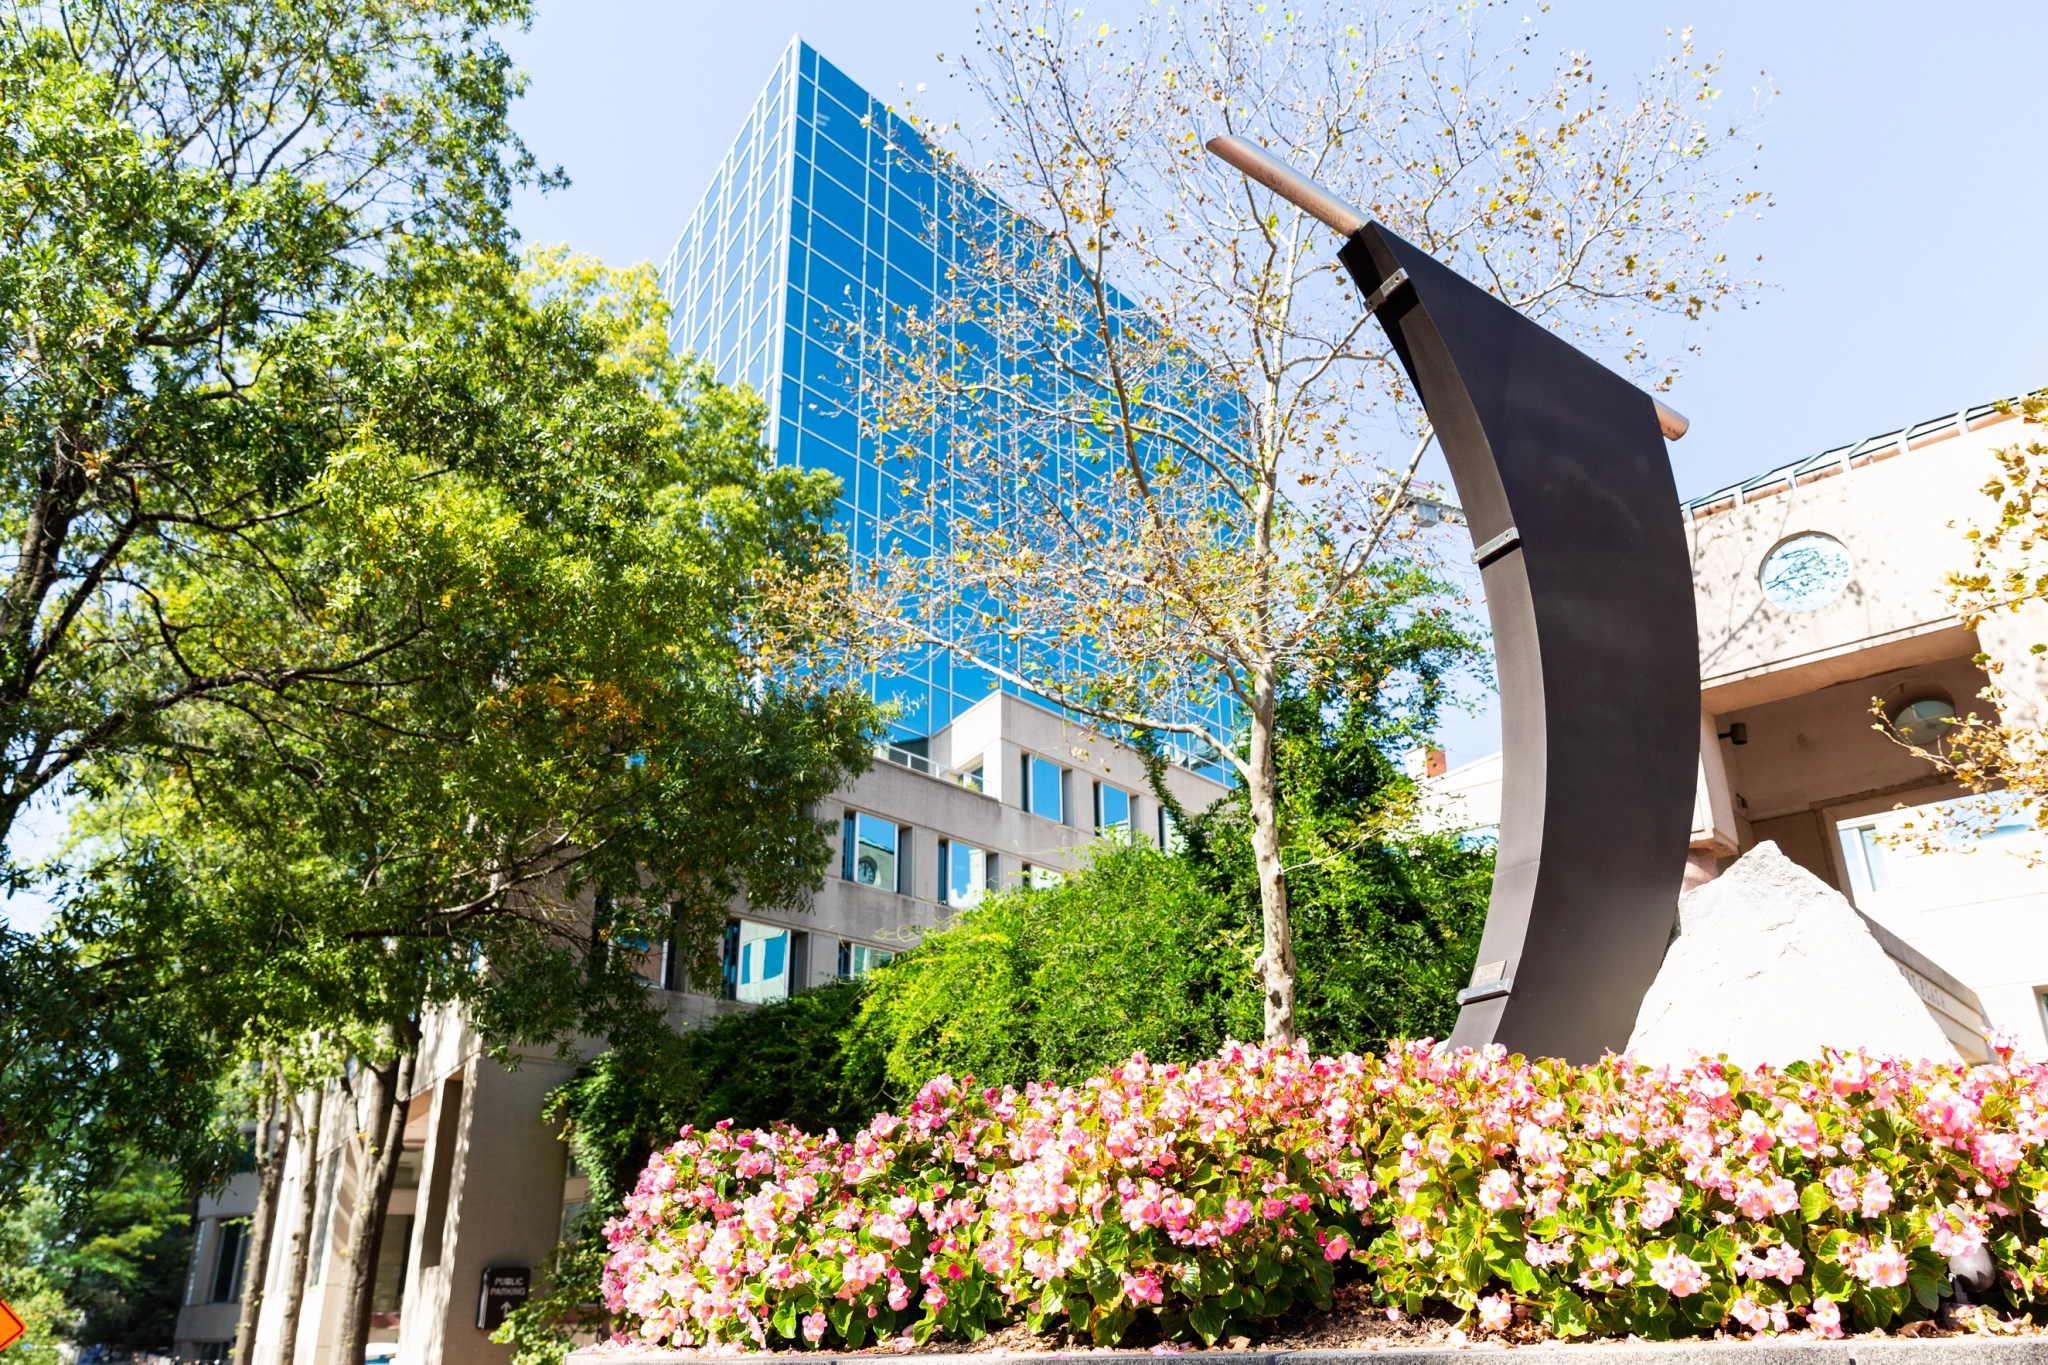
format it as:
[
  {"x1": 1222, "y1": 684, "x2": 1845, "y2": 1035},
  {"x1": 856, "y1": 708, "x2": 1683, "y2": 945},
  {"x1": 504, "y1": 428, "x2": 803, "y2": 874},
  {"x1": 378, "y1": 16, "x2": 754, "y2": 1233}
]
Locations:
[
  {"x1": 476, "y1": 1266, "x2": 530, "y2": 1332},
  {"x1": 0, "y1": 1299, "x2": 25, "y2": 1354}
]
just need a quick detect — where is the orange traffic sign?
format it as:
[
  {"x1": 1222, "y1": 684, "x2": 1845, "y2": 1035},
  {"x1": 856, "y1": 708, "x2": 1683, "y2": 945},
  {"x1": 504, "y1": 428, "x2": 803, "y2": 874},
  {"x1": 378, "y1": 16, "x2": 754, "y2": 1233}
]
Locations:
[{"x1": 0, "y1": 1298, "x2": 24, "y2": 1353}]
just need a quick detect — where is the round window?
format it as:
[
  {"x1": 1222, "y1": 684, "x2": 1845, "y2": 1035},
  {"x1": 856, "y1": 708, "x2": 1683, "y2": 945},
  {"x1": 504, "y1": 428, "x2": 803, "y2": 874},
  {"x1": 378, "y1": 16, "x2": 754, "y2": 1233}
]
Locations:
[{"x1": 1759, "y1": 533, "x2": 1853, "y2": 611}]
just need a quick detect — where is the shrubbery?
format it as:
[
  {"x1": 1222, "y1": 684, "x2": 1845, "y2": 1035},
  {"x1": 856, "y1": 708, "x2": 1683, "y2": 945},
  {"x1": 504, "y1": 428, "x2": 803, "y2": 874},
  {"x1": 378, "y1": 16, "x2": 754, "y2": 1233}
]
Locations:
[
  {"x1": 850, "y1": 834, "x2": 1491, "y2": 1097},
  {"x1": 603, "y1": 1037, "x2": 2048, "y2": 1350}
]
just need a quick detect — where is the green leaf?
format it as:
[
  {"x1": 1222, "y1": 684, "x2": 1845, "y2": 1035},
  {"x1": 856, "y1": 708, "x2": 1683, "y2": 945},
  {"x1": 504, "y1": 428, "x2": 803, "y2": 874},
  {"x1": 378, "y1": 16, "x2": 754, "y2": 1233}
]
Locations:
[{"x1": 1548, "y1": 1287, "x2": 1591, "y2": 1338}]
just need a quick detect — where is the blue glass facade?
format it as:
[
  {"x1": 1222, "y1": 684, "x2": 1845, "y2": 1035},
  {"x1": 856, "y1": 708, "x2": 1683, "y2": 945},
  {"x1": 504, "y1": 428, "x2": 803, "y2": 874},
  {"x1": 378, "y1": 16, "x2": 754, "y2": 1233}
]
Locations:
[
  {"x1": 662, "y1": 39, "x2": 1229, "y2": 757},
  {"x1": 661, "y1": 40, "x2": 983, "y2": 741}
]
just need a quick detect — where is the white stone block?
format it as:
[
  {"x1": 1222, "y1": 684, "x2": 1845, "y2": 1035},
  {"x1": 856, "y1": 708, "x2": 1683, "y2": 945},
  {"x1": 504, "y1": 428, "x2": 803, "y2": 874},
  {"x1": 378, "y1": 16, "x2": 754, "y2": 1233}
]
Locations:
[{"x1": 1627, "y1": 841, "x2": 1960, "y2": 1067}]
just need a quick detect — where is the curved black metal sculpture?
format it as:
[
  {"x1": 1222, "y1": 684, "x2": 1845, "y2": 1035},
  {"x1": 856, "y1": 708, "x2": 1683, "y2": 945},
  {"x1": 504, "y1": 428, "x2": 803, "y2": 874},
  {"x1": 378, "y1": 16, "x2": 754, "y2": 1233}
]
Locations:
[{"x1": 1207, "y1": 137, "x2": 1700, "y2": 1063}]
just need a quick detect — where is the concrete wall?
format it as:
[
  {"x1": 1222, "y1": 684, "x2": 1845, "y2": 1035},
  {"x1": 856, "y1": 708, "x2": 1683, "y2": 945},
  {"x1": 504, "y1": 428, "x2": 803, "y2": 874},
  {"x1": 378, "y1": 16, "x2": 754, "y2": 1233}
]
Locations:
[
  {"x1": 397, "y1": 1042, "x2": 581, "y2": 1365},
  {"x1": 1689, "y1": 409, "x2": 2027, "y2": 712}
]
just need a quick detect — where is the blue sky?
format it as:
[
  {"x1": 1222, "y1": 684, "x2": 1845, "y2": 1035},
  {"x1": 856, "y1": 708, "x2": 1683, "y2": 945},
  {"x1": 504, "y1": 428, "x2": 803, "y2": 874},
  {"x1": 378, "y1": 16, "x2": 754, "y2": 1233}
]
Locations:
[
  {"x1": 494, "y1": 0, "x2": 2045, "y2": 771},
  {"x1": 8, "y1": 1, "x2": 2045, "y2": 927},
  {"x1": 501, "y1": 0, "x2": 2046, "y2": 508}
]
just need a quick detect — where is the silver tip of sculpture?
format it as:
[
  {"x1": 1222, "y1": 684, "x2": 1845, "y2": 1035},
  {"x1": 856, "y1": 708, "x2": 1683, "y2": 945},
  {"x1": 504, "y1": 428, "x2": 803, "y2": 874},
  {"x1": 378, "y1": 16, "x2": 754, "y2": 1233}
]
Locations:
[
  {"x1": 1653, "y1": 399, "x2": 1690, "y2": 442},
  {"x1": 1203, "y1": 135, "x2": 1369, "y2": 237}
]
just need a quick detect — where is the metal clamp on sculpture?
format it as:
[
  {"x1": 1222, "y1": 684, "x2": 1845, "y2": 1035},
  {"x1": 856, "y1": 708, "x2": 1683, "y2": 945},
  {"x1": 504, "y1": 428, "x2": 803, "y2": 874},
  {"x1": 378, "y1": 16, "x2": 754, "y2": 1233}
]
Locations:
[{"x1": 1206, "y1": 135, "x2": 1702, "y2": 1063}]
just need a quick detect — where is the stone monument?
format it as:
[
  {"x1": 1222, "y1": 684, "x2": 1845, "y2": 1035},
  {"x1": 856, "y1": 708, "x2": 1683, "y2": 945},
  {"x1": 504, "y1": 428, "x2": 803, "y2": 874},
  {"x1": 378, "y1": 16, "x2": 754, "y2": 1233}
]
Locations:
[{"x1": 1627, "y1": 841, "x2": 1991, "y2": 1067}]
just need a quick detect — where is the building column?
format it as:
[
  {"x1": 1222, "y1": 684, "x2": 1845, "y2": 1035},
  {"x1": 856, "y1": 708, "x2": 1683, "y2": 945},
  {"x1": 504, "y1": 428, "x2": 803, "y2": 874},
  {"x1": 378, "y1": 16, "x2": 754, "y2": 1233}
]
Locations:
[{"x1": 417, "y1": 1049, "x2": 581, "y2": 1365}]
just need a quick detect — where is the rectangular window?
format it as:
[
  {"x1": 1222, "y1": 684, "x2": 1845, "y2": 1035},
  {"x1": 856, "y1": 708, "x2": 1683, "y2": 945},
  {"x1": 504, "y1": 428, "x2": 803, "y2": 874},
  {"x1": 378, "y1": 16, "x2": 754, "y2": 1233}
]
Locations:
[
  {"x1": 896, "y1": 824, "x2": 915, "y2": 897},
  {"x1": 1836, "y1": 824, "x2": 1890, "y2": 897},
  {"x1": 1096, "y1": 783, "x2": 1131, "y2": 838},
  {"x1": 808, "y1": 167, "x2": 866, "y2": 241},
  {"x1": 1024, "y1": 755, "x2": 1064, "y2": 823},
  {"x1": 842, "y1": 812, "x2": 898, "y2": 889},
  {"x1": 837, "y1": 940, "x2": 895, "y2": 979},
  {"x1": 725, "y1": 919, "x2": 792, "y2": 1005},
  {"x1": 1158, "y1": 806, "x2": 1183, "y2": 853},
  {"x1": 209, "y1": 1220, "x2": 249, "y2": 1303},
  {"x1": 369, "y1": 1212, "x2": 414, "y2": 1316},
  {"x1": 937, "y1": 840, "x2": 988, "y2": 908},
  {"x1": 789, "y1": 931, "x2": 811, "y2": 993}
]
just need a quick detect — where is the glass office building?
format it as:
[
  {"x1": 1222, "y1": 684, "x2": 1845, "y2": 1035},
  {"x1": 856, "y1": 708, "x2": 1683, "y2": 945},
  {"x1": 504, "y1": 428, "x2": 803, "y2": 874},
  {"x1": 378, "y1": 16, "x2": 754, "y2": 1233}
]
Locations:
[{"x1": 661, "y1": 38, "x2": 1229, "y2": 753}]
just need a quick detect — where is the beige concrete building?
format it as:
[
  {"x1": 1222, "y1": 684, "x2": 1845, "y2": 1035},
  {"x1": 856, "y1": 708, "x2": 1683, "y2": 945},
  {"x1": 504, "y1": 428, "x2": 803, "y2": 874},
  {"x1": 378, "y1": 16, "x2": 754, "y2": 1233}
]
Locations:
[
  {"x1": 1428, "y1": 398, "x2": 2048, "y2": 1056},
  {"x1": 171, "y1": 693, "x2": 1226, "y2": 1365}
]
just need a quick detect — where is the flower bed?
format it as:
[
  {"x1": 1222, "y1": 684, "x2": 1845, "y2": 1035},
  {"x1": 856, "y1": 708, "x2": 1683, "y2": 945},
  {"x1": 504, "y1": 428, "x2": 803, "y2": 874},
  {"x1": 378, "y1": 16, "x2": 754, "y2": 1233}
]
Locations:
[{"x1": 601, "y1": 1037, "x2": 2048, "y2": 1352}]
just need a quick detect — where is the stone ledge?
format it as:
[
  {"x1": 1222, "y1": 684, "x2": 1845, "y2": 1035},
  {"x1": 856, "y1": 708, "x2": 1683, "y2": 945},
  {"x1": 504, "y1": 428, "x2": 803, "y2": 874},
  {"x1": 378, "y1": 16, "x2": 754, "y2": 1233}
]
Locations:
[{"x1": 571, "y1": 1341, "x2": 2048, "y2": 1365}]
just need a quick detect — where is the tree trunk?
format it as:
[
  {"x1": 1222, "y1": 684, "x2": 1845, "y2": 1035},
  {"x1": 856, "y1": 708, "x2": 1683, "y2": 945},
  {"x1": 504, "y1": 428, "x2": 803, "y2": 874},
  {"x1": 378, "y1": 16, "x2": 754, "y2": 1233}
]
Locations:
[
  {"x1": 276, "y1": 1081, "x2": 328, "y2": 1365},
  {"x1": 334, "y1": 1026, "x2": 418, "y2": 1365},
  {"x1": 1246, "y1": 669, "x2": 1295, "y2": 1045},
  {"x1": 232, "y1": 1062, "x2": 291, "y2": 1365}
]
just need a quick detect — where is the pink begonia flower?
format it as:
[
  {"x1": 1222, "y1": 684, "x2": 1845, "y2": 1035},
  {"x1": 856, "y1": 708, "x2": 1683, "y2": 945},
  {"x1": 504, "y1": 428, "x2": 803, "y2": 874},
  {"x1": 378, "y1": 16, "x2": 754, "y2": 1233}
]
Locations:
[
  {"x1": 1927, "y1": 1205, "x2": 1988, "y2": 1259},
  {"x1": 1648, "y1": 1251, "x2": 1707, "y2": 1297},
  {"x1": 1477, "y1": 1296, "x2": 1513, "y2": 1333},
  {"x1": 1733, "y1": 1175, "x2": 1798, "y2": 1220},
  {"x1": 1973, "y1": 1132, "x2": 2023, "y2": 1181},
  {"x1": 1774, "y1": 1102, "x2": 1820, "y2": 1154},
  {"x1": 1806, "y1": 1297, "x2": 1843, "y2": 1339},
  {"x1": 596, "y1": 1039, "x2": 2048, "y2": 1351},
  {"x1": 1847, "y1": 1238, "x2": 1909, "y2": 1288},
  {"x1": 801, "y1": 1311, "x2": 827, "y2": 1344},
  {"x1": 1861, "y1": 1168, "x2": 1893, "y2": 1216},
  {"x1": 1735, "y1": 1241, "x2": 1804, "y2": 1284},
  {"x1": 1120, "y1": 1270, "x2": 1164, "y2": 1305},
  {"x1": 1639, "y1": 1178, "x2": 1680, "y2": 1228}
]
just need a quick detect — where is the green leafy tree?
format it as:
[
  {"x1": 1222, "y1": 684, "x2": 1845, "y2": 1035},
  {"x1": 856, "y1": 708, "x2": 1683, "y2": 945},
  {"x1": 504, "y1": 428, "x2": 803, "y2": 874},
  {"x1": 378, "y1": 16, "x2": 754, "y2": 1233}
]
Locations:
[
  {"x1": 45, "y1": 251, "x2": 876, "y2": 1364},
  {"x1": 0, "y1": 1164, "x2": 192, "y2": 1361},
  {"x1": 866, "y1": 0, "x2": 1767, "y2": 1044},
  {"x1": 0, "y1": 0, "x2": 545, "y2": 853},
  {"x1": 1161, "y1": 569, "x2": 1496, "y2": 1051}
]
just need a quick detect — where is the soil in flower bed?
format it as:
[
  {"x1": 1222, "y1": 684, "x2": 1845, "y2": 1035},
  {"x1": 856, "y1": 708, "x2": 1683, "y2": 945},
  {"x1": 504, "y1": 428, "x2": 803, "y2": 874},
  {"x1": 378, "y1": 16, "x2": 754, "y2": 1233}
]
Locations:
[
  {"x1": 653, "y1": 1291, "x2": 2044, "y2": 1356},
  {"x1": 912, "y1": 1284, "x2": 1464, "y2": 1353}
]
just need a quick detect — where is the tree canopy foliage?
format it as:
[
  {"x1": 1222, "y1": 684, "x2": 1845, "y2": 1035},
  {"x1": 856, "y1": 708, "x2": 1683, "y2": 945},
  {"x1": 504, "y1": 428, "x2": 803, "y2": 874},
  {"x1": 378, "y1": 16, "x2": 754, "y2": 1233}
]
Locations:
[{"x1": 0, "y1": 0, "x2": 549, "y2": 854}]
